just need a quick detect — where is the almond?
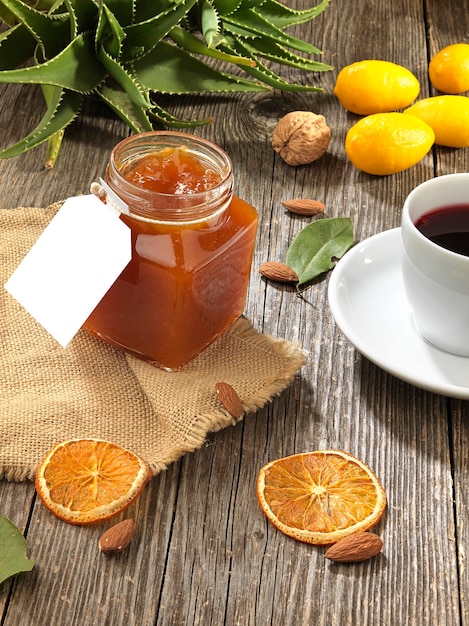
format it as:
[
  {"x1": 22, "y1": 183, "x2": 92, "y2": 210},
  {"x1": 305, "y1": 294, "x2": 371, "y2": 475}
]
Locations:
[
  {"x1": 281, "y1": 199, "x2": 325, "y2": 216},
  {"x1": 324, "y1": 531, "x2": 383, "y2": 562},
  {"x1": 99, "y1": 518, "x2": 137, "y2": 556},
  {"x1": 215, "y1": 382, "x2": 243, "y2": 420},
  {"x1": 259, "y1": 261, "x2": 298, "y2": 283}
]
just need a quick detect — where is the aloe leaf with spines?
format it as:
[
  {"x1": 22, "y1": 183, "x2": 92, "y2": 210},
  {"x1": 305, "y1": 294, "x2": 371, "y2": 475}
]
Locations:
[
  {"x1": 0, "y1": 0, "x2": 332, "y2": 166},
  {"x1": 0, "y1": 86, "x2": 82, "y2": 159},
  {"x1": 223, "y1": 8, "x2": 323, "y2": 55},
  {"x1": 133, "y1": 41, "x2": 269, "y2": 94},
  {"x1": 212, "y1": 0, "x2": 243, "y2": 15},
  {"x1": 97, "y1": 81, "x2": 154, "y2": 133},
  {"x1": 200, "y1": 0, "x2": 223, "y2": 48},
  {"x1": 0, "y1": 23, "x2": 37, "y2": 68},
  {"x1": 169, "y1": 25, "x2": 255, "y2": 67},
  {"x1": 221, "y1": 35, "x2": 324, "y2": 92},
  {"x1": 0, "y1": 33, "x2": 106, "y2": 91},
  {"x1": 0, "y1": 0, "x2": 70, "y2": 58},
  {"x1": 257, "y1": 0, "x2": 331, "y2": 28}
]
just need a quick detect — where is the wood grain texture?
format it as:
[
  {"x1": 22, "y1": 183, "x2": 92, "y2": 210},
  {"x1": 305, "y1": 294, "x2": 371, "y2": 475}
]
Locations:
[{"x1": 0, "y1": 0, "x2": 469, "y2": 624}]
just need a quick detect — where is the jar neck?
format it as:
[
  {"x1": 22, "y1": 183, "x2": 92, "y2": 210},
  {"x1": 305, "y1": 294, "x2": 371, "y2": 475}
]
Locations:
[{"x1": 105, "y1": 131, "x2": 233, "y2": 223}]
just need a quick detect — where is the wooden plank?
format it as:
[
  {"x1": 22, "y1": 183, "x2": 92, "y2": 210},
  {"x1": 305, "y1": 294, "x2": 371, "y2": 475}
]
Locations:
[
  {"x1": 153, "y1": 1, "x2": 461, "y2": 624},
  {"x1": 1, "y1": 464, "x2": 183, "y2": 626},
  {"x1": 451, "y1": 401, "x2": 469, "y2": 625},
  {"x1": 0, "y1": 482, "x2": 35, "y2": 615},
  {"x1": 0, "y1": 85, "x2": 128, "y2": 210},
  {"x1": 425, "y1": 0, "x2": 469, "y2": 623}
]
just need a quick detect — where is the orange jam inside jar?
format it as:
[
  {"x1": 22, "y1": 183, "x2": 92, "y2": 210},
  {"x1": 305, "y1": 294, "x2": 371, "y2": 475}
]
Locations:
[{"x1": 84, "y1": 131, "x2": 258, "y2": 370}]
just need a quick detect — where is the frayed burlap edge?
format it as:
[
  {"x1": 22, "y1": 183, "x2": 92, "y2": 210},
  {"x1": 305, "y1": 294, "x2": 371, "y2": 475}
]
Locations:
[{"x1": 142, "y1": 318, "x2": 307, "y2": 476}]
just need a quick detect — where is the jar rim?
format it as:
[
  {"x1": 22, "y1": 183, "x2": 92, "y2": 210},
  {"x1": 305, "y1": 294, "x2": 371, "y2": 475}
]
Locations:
[
  {"x1": 106, "y1": 131, "x2": 234, "y2": 222},
  {"x1": 110, "y1": 130, "x2": 232, "y2": 194}
]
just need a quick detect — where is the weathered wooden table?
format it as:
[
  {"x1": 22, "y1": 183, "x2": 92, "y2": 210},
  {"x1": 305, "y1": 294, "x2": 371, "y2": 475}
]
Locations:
[{"x1": 1, "y1": 1, "x2": 468, "y2": 624}]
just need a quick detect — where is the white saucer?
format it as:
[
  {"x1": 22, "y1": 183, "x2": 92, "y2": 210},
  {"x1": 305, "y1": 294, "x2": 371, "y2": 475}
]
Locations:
[{"x1": 328, "y1": 228, "x2": 469, "y2": 399}]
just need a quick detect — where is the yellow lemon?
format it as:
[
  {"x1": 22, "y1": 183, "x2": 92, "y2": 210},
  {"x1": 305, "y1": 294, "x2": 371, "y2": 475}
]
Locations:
[
  {"x1": 334, "y1": 60, "x2": 420, "y2": 115},
  {"x1": 429, "y1": 43, "x2": 469, "y2": 94},
  {"x1": 345, "y1": 113, "x2": 435, "y2": 175},
  {"x1": 404, "y1": 95, "x2": 469, "y2": 148}
]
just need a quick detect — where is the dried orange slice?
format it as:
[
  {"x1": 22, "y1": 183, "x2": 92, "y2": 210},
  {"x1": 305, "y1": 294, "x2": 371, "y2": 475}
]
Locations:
[
  {"x1": 35, "y1": 439, "x2": 152, "y2": 525},
  {"x1": 257, "y1": 450, "x2": 386, "y2": 545}
]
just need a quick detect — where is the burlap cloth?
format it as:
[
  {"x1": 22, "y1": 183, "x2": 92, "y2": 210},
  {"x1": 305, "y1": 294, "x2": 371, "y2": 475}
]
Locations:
[{"x1": 1, "y1": 204, "x2": 306, "y2": 481}]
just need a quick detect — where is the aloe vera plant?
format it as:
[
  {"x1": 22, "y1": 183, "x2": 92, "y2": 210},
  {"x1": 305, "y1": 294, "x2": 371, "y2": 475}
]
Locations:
[{"x1": 0, "y1": 0, "x2": 331, "y2": 166}]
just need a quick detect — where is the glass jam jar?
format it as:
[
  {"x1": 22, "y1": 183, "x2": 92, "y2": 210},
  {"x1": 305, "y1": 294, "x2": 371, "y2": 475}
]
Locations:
[{"x1": 84, "y1": 131, "x2": 258, "y2": 371}]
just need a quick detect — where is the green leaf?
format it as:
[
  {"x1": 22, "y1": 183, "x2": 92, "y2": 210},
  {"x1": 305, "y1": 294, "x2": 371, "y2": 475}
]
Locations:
[
  {"x1": 45, "y1": 128, "x2": 65, "y2": 168},
  {"x1": 95, "y1": 0, "x2": 109, "y2": 46},
  {"x1": 96, "y1": 79, "x2": 153, "y2": 132},
  {"x1": 148, "y1": 100, "x2": 212, "y2": 128},
  {"x1": 133, "y1": 41, "x2": 269, "y2": 94},
  {"x1": 0, "y1": 87, "x2": 82, "y2": 159},
  {"x1": 0, "y1": 0, "x2": 71, "y2": 59},
  {"x1": 224, "y1": 8, "x2": 322, "y2": 55},
  {"x1": 239, "y1": 36, "x2": 332, "y2": 72},
  {"x1": 0, "y1": 2, "x2": 17, "y2": 25},
  {"x1": 64, "y1": 0, "x2": 78, "y2": 38},
  {"x1": 220, "y1": 20, "x2": 259, "y2": 40},
  {"x1": 200, "y1": 0, "x2": 222, "y2": 47},
  {"x1": 63, "y1": 0, "x2": 99, "y2": 36},
  {"x1": 124, "y1": 0, "x2": 198, "y2": 57},
  {"x1": 45, "y1": 0, "x2": 67, "y2": 13},
  {"x1": 0, "y1": 0, "x2": 332, "y2": 162},
  {"x1": 100, "y1": 4, "x2": 126, "y2": 58},
  {"x1": 0, "y1": 32, "x2": 106, "y2": 92},
  {"x1": 212, "y1": 0, "x2": 241, "y2": 16},
  {"x1": 0, "y1": 516, "x2": 35, "y2": 585},
  {"x1": 0, "y1": 24, "x2": 37, "y2": 70},
  {"x1": 170, "y1": 25, "x2": 255, "y2": 67},
  {"x1": 259, "y1": 0, "x2": 330, "y2": 29},
  {"x1": 286, "y1": 218, "x2": 354, "y2": 286},
  {"x1": 221, "y1": 36, "x2": 323, "y2": 91},
  {"x1": 98, "y1": 44, "x2": 151, "y2": 108},
  {"x1": 238, "y1": 0, "x2": 264, "y2": 9},
  {"x1": 102, "y1": 0, "x2": 134, "y2": 27}
]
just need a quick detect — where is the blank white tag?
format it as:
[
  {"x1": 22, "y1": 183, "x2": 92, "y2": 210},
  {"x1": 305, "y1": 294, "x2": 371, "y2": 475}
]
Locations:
[{"x1": 5, "y1": 195, "x2": 132, "y2": 347}]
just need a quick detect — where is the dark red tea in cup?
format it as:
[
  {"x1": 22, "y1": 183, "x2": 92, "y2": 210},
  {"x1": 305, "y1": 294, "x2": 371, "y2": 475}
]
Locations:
[{"x1": 415, "y1": 203, "x2": 469, "y2": 256}]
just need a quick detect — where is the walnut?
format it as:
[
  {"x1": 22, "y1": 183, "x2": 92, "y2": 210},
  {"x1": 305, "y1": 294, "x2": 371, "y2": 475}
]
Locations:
[{"x1": 271, "y1": 111, "x2": 331, "y2": 166}]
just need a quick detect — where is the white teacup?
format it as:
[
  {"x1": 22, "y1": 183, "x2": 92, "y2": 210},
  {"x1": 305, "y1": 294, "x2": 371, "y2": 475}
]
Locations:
[{"x1": 401, "y1": 173, "x2": 469, "y2": 356}]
